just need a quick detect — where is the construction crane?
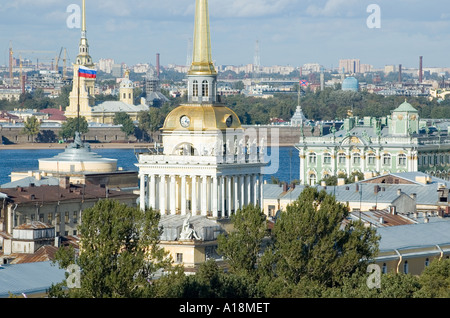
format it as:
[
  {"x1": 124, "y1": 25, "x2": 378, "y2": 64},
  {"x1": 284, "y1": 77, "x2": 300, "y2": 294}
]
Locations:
[
  {"x1": 55, "y1": 47, "x2": 63, "y2": 72},
  {"x1": 9, "y1": 41, "x2": 13, "y2": 86}
]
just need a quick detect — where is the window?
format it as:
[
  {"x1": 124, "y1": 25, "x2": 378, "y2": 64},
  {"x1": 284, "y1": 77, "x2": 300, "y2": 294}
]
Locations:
[
  {"x1": 309, "y1": 153, "x2": 317, "y2": 165},
  {"x1": 193, "y1": 80, "x2": 198, "y2": 97},
  {"x1": 368, "y1": 153, "x2": 376, "y2": 165},
  {"x1": 309, "y1": 174, "x2": 317, "y2": 186},
  {"x1": 425, "y1": 258, "x2": 430, "y2": 267},
  {"x1": 323, "y1": 153, "x2": 331, "y2": 165},
  {"x1": 403, "y1": 261, "x2": 409, "y2": 274},
  {"x1": 176, "y1": 253, "x2": 183, "y2": 264},
  {"x1": 383, "y1": 154, "x2": 391, "y2": 166},
  {"x1": 48, "y1": 213, "x2": 53, "y2": 225},
  {"x1": 382, "y1": 263, "x2": 387, "y2": 274},
  {"x1": 398, "y1": 154, "x2": 407, "y2": 166},
  {"x1": 202, "y1": 80, "x2": 209, "y2": 97},
  {"x1": 338, "y1": 153, "x2": 346, "y2": 165},
  {"x1": 39, "y1": 214, "x2": 44, "y2": 222},
  {"x1": 353, "y1": 153, "x2": 361, "y2": 165},
  {"x1": 73, "y1": 211, "x2": 78, "y2": 224}
]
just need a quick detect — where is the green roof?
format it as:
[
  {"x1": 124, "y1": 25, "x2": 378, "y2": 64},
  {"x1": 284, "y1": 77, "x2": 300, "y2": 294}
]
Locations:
[{"x1": 393, "y1": 100, "x2": 418, "y2": 113}]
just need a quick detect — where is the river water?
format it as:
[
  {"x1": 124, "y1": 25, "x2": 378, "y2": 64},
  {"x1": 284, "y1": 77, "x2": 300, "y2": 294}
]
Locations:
[{"x1": 0, "y1": 147, "x2": 299, "y2": 186}]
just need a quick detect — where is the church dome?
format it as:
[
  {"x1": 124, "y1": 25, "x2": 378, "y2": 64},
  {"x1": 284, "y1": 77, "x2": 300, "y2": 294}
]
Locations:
[
  {"x1": 342, "y1": 77, "x2": 359, "y2": 92},
  {"x1": 162, "y1": 104, "x2": 242, "y2": 131}
]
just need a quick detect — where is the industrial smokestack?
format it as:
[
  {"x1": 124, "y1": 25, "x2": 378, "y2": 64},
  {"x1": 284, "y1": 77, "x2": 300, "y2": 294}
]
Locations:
[
  {"x1": 419, "y1": 56, "x2": 423, "y2": 83},
  {"x1": 398, "y1": 64, "x2": 402, "y2": 84},
  {"x1": 156, "y1": 53, "x2": 160, "y2": 79}
]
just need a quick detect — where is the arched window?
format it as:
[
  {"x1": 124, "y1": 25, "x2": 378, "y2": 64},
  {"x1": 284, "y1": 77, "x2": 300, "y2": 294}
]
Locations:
[
  {"x1": 309, "y1": 174, "x2": 317, "y2": 186},
  {"x1": 398, "y1": 154, "x2": 407, "y2": 166},
  {"x1": 323, "y1": 153, "x2": 331, "y2": 165},
  {"x1": 193, "y1": 80, "x2": 199, "y2": 97},
  {"x1": 338, "y1": 153, "x2": 346, "y2": 165},
  {"x1": 353, "y1": 153, "x2": 361, "y2": 165},
  {"x1": 383, "y1": 154, "x2": 391, "y2": 166},
  {"x1": 367, "y1": 153, "x2": 376, "y2": 165},
  {"x1": 202, "y1": 80, "x2": 209, "y2": 97},
  {"x1": 309, "y1": 153, "x2": 317, "y2": 165}
]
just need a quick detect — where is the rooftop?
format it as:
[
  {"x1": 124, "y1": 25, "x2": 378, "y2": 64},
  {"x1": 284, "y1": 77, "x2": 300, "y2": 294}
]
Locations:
[{"x1": 0, "y1": 261, "x2": 66, "y2": 298}]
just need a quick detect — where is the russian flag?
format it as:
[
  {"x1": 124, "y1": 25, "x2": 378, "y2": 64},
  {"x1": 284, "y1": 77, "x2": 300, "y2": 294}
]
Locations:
[{"x1": 78, "y1": 66, "x2": 97, "y2": 79}]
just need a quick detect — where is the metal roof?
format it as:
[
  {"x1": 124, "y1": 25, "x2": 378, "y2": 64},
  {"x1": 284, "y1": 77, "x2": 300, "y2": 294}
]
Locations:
[
  {"x1": 0, "y1": 261, "x2": 66, "y2": 298},
  {"x1": 376, "y1": 221, "x2": 450, "y2": 252}
]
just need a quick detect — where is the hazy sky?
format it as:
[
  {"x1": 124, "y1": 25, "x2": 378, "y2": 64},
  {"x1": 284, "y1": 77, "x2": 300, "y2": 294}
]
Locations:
[{"x1": 1, "y1": 0, "x2": 450, "y2": 69}]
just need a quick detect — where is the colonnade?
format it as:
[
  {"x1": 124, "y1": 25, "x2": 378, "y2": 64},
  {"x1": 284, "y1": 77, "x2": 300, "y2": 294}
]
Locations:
[{"x1": 139, "y1": 173, "x2": 264, "y2": 218}]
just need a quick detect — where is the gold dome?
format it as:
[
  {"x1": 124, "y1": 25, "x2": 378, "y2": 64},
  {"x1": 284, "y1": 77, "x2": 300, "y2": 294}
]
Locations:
[{"x1": 162, "y1": 104, "x2": 242, "y2": 131}]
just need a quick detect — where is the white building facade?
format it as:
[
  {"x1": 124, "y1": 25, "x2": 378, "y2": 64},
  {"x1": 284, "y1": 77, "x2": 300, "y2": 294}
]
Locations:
[{"x1": 136, "y1": 0, "x2": 266, "y2": 218}]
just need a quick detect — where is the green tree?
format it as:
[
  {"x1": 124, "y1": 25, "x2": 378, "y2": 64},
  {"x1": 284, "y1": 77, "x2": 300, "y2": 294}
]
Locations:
[
  {"x1": 22, "y1": 116, "x2": 41, "y2": 142},
  {"x1": 49, "y1": 199, "x2": 171, "y2": 298},
  {"x1": 59, "y1": 117, "x2": 89, "y2": 140},
  {"x1": 415, "y1": 258, "x2": 450, "y2": 298},
  {"x1": 260, "y1": 187, "x2": 380, "y2": 290},
  {"x1": 114, "y1": 112, "x2": 136, "y2": 138},
  {"x1": 217, "y1": 205, "x2": 267, "y2": 278}
]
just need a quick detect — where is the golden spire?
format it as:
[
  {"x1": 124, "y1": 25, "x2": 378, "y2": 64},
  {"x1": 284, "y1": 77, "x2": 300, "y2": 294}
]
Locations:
[
  {"x1": 81, "y1": 0, "x2": 87, "y2": 38},
  {"x1": 188, "y1": 0, "x2": 217, "y2": 76}
]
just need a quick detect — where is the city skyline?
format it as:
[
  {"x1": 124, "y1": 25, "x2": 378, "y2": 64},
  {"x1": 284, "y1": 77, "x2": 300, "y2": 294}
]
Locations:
[{"x1": 1, "y1": 0, "x2": 450, "y2": 70}]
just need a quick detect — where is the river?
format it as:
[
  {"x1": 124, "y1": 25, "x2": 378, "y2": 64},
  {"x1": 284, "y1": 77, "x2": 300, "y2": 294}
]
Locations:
[{"x1": 0, "y1": 147, "x2": 299, "y2": 186}]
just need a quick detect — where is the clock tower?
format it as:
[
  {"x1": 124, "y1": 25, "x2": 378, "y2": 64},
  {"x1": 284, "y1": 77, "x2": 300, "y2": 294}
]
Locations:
[{"x1": 136, "y1": 0, "x2": 266, "y2": 219}]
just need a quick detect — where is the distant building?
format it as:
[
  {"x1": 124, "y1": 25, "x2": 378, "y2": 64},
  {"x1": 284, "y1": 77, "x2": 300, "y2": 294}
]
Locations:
[
  {"x1": 296, "y1": 100, "x2": 450, "y2": 186},
  {"x1": 339, "y1": 59, "x2": 361, "y2": 74}
]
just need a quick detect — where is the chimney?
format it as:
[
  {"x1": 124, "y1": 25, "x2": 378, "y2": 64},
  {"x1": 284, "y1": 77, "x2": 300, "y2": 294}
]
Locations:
[
  {"x1": 283, "y1": 183, "x2": 288, "y2": 192},
  {"x1": 374, "y1": 185, "x2": 380, "y2": 194},
  {"x1": 156, "y1": 53, "x2": 161, "y2": 79},
  {"x1": 419, "y1": 56, "x2": 423, "y2": 83},
  {"x1": 59, "y1": 177, "x2": 70, "y2": 189},
  {"x1": 397, "y1": 189, "x2": 402, "y2": 196},
  {"x1": 338, "y1": 178, "x2": 346, "y2": 186},
  {"x1": 410, "y1": 193, "x2": 417, "y2": 200}
]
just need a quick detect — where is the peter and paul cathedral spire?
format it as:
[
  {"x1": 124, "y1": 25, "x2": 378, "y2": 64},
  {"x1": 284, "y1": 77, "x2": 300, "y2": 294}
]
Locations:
[
  {"x1": 187, "y1": 0, "x2": 218, "y2": 104},
  {"x1": 66, "y1": 0, "x2": 96, "y2": 120}
]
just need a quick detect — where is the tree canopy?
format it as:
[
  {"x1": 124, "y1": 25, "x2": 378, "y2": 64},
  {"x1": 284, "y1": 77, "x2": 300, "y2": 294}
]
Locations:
[{"x1": 49, "y1": 200, "x2": 171, "y2": 298}]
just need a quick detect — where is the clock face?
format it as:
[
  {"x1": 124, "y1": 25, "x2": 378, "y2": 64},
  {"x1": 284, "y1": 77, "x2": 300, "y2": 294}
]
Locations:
[
  {"x1": 180, "y1": 115, "x2": 190, "y2": 128},
  {"x1": 226, "y1": 115, "x2": 233, "y2": 127}
]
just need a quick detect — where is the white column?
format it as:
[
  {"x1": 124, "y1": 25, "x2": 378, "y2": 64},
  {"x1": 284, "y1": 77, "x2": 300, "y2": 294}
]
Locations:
[
  {"x1": 221, "y1": 176, "x2": 225, "y2": 216},
  {"x1": 227, "y1": 176, "x2": 232, "y2": 217},
  {"x1": 246, "y1": 175, "x2": 251, "y2": 206},
  {"x1": 170, "y1": 175, "x2": 176, "y2": 215},
  {"x1": 202, "y1": 176, "x2": 208, "y2": 216},
  {"x1": 234, "y1": 176, "x2": 239, "y2": 212},
  {"x1": 181, "y1": 175, "x2": 187, "y2": 215},
  {"x1": 149, "y1": 175, "x2": 156, "y2": 209},
  {"x1": 212, "y1": 176, "x2": 218, "y2": 218},
  {"x1": 159, "y1": 175, "x2": 166, "y2": 214},
  {"x1": 192, "y1": 176, "x2": 197, "y2": 215},
  {"x1": 139, "y1": 174, "x2": 146, "y2": 211},
  {"x1": 253, "y1": 174, "x2": 258, "y2": 205},
  {"x1": 259, "y1": 174, "x2": 264, "y2": 209},
  {"x1": 240, "y1": 175, "x2": 245, "y2": 208}
]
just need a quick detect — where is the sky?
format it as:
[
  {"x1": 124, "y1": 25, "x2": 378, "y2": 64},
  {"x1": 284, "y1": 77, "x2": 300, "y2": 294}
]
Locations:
[{"x1": 1, "y1": 0, "x2": 450, "y2": 70}]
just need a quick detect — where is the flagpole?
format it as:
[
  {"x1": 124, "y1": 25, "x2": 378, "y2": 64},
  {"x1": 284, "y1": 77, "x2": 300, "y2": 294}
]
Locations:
[{"x1": 77, "y1": 67, "x2": 80, "y2": 135}]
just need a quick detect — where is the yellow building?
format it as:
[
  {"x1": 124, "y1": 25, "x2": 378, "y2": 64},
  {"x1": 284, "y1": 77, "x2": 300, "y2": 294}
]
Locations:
[
  {"x1": 136, "y1": 0, "x2": 266, "y2": 269},
  {"x1": 64, "y1": 0, "x2": 149, "y2": 124}
]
